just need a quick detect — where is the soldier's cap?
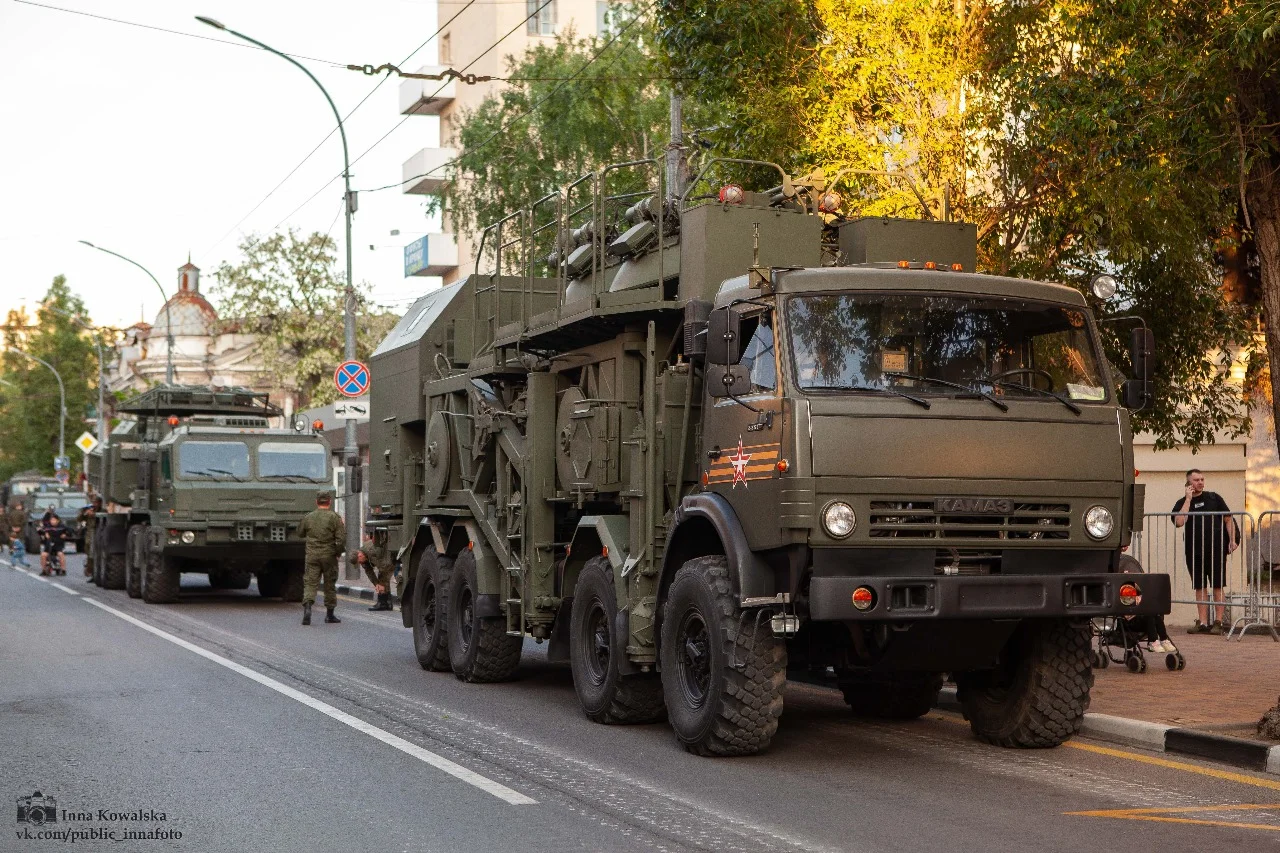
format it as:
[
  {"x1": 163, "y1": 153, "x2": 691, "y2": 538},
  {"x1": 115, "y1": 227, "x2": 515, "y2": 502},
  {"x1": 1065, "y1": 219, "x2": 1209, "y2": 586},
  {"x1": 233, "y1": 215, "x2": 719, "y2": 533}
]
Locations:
[{"x1": 316, "y1": 490, "x2": 334, "y2": 504}]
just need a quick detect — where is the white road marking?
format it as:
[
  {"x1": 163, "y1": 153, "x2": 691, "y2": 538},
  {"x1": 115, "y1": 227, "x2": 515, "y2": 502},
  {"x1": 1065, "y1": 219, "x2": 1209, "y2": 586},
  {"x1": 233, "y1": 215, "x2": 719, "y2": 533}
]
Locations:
[
  {"x1": 76, "y1": 597, "x2": 537, "y2": 806},
  {"x1": 50, "y1": 581, "x2": 81, "y2": 595}
]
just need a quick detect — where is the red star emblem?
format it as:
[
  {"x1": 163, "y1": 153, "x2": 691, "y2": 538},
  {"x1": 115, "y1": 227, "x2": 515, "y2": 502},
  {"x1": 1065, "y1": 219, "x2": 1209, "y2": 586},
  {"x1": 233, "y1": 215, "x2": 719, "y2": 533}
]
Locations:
[{"x1": 728, "y1": 438, "x2": 752, "y2": 489}]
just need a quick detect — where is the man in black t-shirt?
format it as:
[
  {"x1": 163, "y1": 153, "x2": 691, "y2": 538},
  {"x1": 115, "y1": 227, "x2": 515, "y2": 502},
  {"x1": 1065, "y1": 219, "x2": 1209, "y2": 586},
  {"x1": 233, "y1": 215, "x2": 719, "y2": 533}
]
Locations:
[{"x1": 1172, "y1": 468, "x2": 1238, "y2": 634}]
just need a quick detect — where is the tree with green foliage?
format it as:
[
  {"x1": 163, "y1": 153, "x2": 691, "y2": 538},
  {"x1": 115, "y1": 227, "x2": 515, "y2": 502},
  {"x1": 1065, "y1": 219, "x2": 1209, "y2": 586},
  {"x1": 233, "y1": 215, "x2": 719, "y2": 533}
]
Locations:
[
  {"x1": 210, "y1": 230, "x2": 396, "y2": 408},
  {"x1": 657, "y1": 0, "x2": 1266, "y2": 450},
  {"x1": 434, "y1": 7, "x2": 684, "y2": 243},
  {"x1": 0, "y1": 277, "x2": 103, "y2": 480}
]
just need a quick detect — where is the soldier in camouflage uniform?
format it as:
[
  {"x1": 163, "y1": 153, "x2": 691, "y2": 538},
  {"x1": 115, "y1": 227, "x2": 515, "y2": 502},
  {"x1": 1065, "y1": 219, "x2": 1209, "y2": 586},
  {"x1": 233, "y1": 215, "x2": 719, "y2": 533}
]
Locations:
[
  {"x1": 79, "y1": 497, "x2": 102, "y2": 578},
  {"x1": 352, "y1": 530, "x2": 396, "y2": 611},
  {"x1": 297, "y1": 491, "x2": 345, "y2": 625}
]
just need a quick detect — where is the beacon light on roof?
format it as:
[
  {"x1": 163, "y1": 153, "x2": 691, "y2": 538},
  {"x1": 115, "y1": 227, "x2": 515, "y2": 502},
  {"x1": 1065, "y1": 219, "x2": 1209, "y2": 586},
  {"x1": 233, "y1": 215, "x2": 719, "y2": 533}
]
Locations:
[{"x1": 718, "y1": 184, "x2": 745, "y2": 205}]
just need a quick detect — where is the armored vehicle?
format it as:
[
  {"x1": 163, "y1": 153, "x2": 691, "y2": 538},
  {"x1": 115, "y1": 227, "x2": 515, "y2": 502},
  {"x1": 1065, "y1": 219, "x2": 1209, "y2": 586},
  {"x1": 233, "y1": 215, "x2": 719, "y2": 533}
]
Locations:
[
  {"x1": 89, "y1": 385, "x2": 330, "y2": 604},
  {"x1": 4, "y1": 470, "x2": 59, "y2": 512},
  {"x1": 23, "y1": 488, "x2": 90, "y2": 553},
  {"x1": 368, "y1": 158, "x2": 1168, "y2": 756}
]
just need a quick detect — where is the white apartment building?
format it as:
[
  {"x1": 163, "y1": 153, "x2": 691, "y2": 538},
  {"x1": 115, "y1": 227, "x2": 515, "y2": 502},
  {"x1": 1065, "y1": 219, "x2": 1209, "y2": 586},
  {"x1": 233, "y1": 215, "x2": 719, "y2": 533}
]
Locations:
[{"x1": 400, "y1": 0, "x2": 613, "y2": 283}]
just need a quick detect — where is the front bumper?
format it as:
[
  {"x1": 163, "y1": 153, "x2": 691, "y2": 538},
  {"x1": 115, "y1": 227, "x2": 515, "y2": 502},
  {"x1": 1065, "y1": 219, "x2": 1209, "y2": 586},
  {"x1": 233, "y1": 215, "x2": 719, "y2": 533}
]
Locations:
[{"x1": 808, "y1": 572, "x2": 1170, "y2": 621}]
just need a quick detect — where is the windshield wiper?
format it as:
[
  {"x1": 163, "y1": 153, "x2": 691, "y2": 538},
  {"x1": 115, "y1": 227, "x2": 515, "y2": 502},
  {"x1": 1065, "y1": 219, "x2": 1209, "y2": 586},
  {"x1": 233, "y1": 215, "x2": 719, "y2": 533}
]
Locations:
[
  {"x1": 260, "y1": 474, "x2": 311, "y2": 483},
  {"x1": 883, "y1": 372, "x2": 1008, "y2": 413},
  {"x1": 807, "y1": 384, "x2": 931, "y2": 409},
  {"x1": 205, "y1": 467, "x2": 245, "y2": 482},
  {"x1": 979, "y1": 378, "x2": 1082, "y2": 415}
]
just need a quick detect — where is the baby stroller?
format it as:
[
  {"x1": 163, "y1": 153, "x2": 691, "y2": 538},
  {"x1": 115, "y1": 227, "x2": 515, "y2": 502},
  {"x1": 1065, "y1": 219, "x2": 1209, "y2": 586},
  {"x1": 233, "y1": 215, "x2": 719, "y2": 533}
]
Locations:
[
  {"x1": 1092, "y1": 553, "x2": 1187, "y2": 673},
  {"x1": 1092, "y1": 615, "x2": 1185, "y2": 672}
]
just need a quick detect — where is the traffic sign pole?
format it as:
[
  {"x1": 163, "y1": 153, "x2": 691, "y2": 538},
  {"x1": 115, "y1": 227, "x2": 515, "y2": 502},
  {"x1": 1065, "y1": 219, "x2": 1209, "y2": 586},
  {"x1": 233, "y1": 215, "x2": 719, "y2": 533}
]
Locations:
[{"x1": 333, "y1": 360, "x2": 370, "y2": 579}]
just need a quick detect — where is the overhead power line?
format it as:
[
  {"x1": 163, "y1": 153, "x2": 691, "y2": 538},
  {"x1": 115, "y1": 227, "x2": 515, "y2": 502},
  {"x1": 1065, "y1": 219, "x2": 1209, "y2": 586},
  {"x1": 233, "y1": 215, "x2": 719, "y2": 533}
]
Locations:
[
  {"x1": 357, "y1": 7, "x2": 650, "y2": 195},
  {"x1": 266, "y1": 0, "x2": 556, "y2": 231},
  {"x1": 12, "y1": 0, "x2": 345, "y2": 66},
  {"x1": 197, "y1": 0, "x2": 479, "y2": 263}
]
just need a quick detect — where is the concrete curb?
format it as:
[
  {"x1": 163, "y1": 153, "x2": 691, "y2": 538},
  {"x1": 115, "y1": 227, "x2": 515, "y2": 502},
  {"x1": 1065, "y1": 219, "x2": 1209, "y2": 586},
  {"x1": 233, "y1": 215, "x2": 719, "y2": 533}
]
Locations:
[
  {"x1": 938, "y1": 686, "x2": 1280, "y2": 775},
  {"x1": 335, "y1": 582, "x2": 376, "y2": 601}
]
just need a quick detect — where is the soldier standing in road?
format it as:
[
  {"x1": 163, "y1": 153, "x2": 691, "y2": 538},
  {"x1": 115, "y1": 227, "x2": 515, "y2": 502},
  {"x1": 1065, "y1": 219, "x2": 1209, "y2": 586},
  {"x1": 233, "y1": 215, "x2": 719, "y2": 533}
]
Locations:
[
  {"x1": 297, "y1": 491, "x2": 345, "y2": 625},
  {"x1": 351, "y1": 530, "x2": 395, "y2": 611},
  {"x1": 79, "y1": 497, "x2": 102, "y2": 579}
]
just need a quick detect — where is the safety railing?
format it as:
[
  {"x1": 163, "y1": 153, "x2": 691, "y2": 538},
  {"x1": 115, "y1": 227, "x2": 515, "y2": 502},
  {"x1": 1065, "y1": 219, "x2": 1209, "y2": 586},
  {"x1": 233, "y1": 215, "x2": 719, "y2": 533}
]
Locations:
[{"x1": 1131, "y1": 511, "x2": 1279, "y2": 642}]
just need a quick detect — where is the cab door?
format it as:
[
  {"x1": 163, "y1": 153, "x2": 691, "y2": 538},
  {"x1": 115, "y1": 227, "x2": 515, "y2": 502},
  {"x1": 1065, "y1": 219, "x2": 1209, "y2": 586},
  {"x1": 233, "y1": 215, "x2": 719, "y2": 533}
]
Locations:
[{"x1": 702, "y1": 311, "x2": 786, "y2": 549}]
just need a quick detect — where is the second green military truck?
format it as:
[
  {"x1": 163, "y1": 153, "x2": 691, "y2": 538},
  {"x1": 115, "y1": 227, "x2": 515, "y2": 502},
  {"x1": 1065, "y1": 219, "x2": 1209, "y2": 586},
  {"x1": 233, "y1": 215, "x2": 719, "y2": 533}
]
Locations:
[
  {"x1": 368, "y1": 158, "x2": 1168, "y2": 755},
  {"x1": 90, "y1": 385, "x2": 331, "y2": 603}
]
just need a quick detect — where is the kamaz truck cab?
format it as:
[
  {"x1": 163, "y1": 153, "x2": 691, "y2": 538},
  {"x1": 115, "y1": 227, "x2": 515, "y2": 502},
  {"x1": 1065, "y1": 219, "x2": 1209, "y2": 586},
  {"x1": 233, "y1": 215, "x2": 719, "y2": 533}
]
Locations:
[{"x1": 91, "y1": 385, "x2": 329, "y2": 603}]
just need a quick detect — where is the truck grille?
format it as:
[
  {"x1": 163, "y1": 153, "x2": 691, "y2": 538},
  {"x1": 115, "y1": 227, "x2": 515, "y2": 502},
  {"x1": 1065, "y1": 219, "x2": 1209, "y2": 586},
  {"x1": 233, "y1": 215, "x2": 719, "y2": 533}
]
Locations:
[
  {"x1": 236, "y1": 522, "x2": 255, "y2": 541},
  {"x1": 869, "y1": 501, "x2": 1070, "y2": 540},
  {"x1": 269, "y1": 524, "x2": 287, "y2": 543}
]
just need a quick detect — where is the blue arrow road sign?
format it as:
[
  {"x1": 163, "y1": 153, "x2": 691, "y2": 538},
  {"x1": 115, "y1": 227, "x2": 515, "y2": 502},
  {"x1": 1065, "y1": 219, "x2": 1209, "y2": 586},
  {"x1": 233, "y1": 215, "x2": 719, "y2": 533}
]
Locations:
[{"x1": 334, "y1": 360, "x2": 370, "y2": 398}]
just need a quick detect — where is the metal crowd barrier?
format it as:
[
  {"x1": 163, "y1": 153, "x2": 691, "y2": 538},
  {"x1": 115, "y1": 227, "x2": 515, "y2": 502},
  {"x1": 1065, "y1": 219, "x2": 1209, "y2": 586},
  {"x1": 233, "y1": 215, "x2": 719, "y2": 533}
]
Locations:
[{"x1": 1131, "y1": 511, "x2": 1279, "y2": 642}]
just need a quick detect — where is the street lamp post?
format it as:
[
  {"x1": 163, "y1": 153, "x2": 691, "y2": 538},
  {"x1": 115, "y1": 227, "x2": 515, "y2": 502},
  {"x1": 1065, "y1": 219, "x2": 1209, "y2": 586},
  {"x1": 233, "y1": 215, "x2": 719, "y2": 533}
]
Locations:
[
  {"x1": 198, "y1": 15, "x2": 360, "y2": 570},
  {"x1": 78, "y1": 241, "x2": 174, "y2": 384},
  {"x1": 9, "y1": 347, "x2": 67, "y2": 472},
  {"x1": 43, "y1": 304, "x2": 108, "y2": 446}
]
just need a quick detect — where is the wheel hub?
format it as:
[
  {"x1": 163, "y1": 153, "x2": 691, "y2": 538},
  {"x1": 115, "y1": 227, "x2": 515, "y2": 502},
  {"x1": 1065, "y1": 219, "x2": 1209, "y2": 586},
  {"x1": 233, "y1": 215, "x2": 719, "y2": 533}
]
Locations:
[{"x1": 676, "y1": 611, "x2": 711, "y2": 708}]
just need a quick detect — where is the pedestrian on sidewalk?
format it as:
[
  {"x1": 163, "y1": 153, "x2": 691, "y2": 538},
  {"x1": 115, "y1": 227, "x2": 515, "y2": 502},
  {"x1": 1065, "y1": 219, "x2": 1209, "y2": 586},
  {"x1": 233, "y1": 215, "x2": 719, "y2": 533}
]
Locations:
[
  {"x1": 351, "y1": 529, "x2": 395, "y2": 611},
  {"x1": 1120, "y1": 552, "x2": 1178, "y2": 654},
  {"x1": 1172, "y1": 468, "x2": 1238, "y2": 634},
  {"x1": 297, "y1": 491, "x2": 345, "y2": 626}
]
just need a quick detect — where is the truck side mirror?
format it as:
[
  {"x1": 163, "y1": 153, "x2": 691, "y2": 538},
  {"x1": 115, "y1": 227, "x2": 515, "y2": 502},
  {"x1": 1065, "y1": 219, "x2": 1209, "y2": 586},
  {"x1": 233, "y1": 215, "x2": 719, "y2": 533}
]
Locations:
[
  {"x1": 707, "y1": 306, "x2": 744, "y2": 366},
  {"x1": 683, "y1": 299, "x2": 712, "y2": 361},
  {"x1": 1124, "y1": 327, "x2": 1155, "y2": 410},
  {"x1": 707, "y1": 364, "x2": 751, "y2": 398}
]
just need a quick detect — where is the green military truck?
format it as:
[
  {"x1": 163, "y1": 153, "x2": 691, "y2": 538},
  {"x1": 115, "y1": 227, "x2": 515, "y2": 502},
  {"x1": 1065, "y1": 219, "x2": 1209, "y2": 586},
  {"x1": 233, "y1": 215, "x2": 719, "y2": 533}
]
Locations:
[
  {"x1": 89, "y1": 385, "x2": 331, "y2": 604},
  {"x1": 367, "y1": 158, "x2": 1168, "y2": 756}
]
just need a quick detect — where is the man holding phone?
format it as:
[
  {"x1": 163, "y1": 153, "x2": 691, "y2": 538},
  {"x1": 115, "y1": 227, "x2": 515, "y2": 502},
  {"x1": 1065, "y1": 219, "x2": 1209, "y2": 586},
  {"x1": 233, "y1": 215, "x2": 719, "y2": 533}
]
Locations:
[{"x1": 1172, "y1": 468, "x2": 1237, "y2": 634}]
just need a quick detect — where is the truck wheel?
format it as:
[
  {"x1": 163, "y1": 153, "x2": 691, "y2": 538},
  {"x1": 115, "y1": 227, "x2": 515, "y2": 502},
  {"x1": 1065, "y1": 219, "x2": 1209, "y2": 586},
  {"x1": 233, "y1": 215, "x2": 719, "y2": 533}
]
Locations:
[
  {"x1": 570, "y1": 556, "x2": 665, "y2": 723},
  {"x1": 838, "y1": 672, "x2": 943, "y2": 720},
  {"x1": 659, "y1": 556, "x2": 786, "y2": 756},
  {"x1": 280, "y1": 564, "x2": 304, "y2": 602},
  {"x1": 103, "y1": 554, "x2": 126, "y2": 590},
  {"x1": 124, "y1": 527, "x2": 143, "y2": 598},
  {"x1": 956, "y1": 619, "x2": 1093, "y2": 748},
  {"x1": 91, "y1": 546, "x2": 103, "y2": 586},
  {"x1": 447, "y1": 549, "x2": 521, "y2": 683},
  {"x1": 413, "y1": 546, "x2": 452, "y2": 672},
  {"x1": 142, "y1": 549, "x2": 180, "y2": 604},
  {"x1": 256, "y1": 570, "x2": 283, "y2": 598}
]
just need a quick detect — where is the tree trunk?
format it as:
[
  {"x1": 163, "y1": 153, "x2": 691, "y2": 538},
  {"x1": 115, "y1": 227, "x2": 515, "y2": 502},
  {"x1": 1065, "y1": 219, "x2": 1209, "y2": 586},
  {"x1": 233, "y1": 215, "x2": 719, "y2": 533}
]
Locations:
[{"x1": 1250, "y1": 165, "x2": 1280, "y2": 449}]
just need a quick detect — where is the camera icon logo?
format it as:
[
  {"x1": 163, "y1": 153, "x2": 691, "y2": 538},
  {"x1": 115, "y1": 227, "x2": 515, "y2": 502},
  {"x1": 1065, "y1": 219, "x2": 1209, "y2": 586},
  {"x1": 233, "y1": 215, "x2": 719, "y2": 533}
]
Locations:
[{"x1": 16, "y1": 792, "x2": 57, "y2": 826}]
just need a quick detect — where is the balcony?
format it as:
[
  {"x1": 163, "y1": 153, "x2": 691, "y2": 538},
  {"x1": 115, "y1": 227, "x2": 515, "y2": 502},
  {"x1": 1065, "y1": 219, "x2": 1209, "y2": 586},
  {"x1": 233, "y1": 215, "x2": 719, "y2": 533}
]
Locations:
[
  {"x1": 402, "y1": 147, "x2": 456, "y2": 195},
  {"x1": 403, "y1": 233, "x2": 459, "y2": 277},
  {"x1": 399, "y1": 67, "x2": 457, "y2": 116}
]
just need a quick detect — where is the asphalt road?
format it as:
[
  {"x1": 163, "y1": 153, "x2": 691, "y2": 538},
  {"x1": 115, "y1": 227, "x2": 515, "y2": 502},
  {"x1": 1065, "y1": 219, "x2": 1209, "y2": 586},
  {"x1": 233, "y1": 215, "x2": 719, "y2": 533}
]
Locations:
[{"x1": 4, "y1": 551, "x2": 1280, "y2": 853}]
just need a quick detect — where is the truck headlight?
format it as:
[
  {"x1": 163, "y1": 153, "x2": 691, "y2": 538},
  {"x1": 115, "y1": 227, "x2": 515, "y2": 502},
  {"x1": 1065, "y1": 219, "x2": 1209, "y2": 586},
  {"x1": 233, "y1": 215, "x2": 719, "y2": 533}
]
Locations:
[
  {"x1": 1084, "y1": 506, "x2": 1114, "y2": 540},
  {"x1": 822, "y1": 501, "x2": 856, "y2": 539},
  {"x1": 181, "y1": 531, "x2": 196, "y2": 544}
]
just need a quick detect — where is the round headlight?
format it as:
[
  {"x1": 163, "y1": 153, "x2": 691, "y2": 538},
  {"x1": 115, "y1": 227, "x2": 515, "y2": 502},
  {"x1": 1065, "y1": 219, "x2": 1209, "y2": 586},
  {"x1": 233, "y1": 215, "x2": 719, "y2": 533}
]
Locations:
[
  {"x1": 822, "y1": 501, "x2": 856, "y2": 539},
  {"x1": 181, "y1": 531, "x2": 196, "y2": 544},
  {"x1": 1090, "y1": 273, "x2": 1118, "y2": 300},
  {"x1": 1084, "y1": 505, "x2": 1114, "y2": 540}
]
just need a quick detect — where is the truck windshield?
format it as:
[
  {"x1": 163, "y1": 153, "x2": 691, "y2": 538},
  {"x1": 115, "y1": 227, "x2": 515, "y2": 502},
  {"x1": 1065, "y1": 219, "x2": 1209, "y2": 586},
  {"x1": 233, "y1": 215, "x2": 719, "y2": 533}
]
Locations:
[
  {"x1": 257, "y1": 442, "x2": 328, "y2": 481},
  {"x1": 178, "y1": 441, "x2": 250, "y2": 479},
  {"x1": 787, "y1": 293, "x2": 1108, "y2": 402}
]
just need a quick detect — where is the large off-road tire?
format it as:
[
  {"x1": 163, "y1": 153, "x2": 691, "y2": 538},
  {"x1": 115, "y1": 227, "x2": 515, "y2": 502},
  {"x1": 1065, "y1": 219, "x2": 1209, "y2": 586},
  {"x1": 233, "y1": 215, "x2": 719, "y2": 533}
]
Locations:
[
  {"x1": 838, "y1": 672, "x2": 943, "y2": 720},
  {"x1": 141, "y1": 548, "x2": 180, "y2": 604},
  {"x1": 256, "y1": 569, "x2": 283, "y2": 598},
  {"x1": 209, "y1": 570, "x2": 251, "y2": 590},
  {"x1": 91, "y1": 539, "x2": 104, "y2": 586},
  {"x1": 413, "y1": 546, "x2": 452, "y2": 672},
  {"x1": 659, "y1": 556, "x2": 786, "y2": 756},
  {"x1": 280, "y1": 564, "x2": 304, "y2": 602},
  {"x1": 447, "y1": 549, "x2": 521, "y2": 683},
  {"x1": 103, "y1": 554, "x2": 126, "y2": 590},
  {"x1": 956, "y1": 619, "x2": 1093, "y2": 748},
  {"x1": 125, "y1": 526, "x2": 144, "y2": 598},
  {"x1": 570, "y1": 556, "x2": 665, "y2": 724}
]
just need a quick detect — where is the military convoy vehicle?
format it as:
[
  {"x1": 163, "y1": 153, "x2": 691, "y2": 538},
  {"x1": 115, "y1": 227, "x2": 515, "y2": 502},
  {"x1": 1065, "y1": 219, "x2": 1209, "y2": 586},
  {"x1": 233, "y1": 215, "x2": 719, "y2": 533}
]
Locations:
[
  {"x1": 22, "y1": 487, "x2": 91, "y2": 553},
  {"x1": 3, "y1": 470, "x2": 59, "y2": 511},
  {"x1": 367, "y1": 158, "x2": 1169, "y2": 756},
  {"x1": 88, "y1": 385, "x2": 331, "y2": 604}
]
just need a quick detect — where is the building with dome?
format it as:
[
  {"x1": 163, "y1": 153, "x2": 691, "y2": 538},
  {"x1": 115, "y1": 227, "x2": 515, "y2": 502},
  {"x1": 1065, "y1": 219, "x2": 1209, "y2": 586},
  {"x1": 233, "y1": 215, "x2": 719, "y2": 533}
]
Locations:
[{"x1": 104, "y1": 258, "x2": 299, "y2": 421}]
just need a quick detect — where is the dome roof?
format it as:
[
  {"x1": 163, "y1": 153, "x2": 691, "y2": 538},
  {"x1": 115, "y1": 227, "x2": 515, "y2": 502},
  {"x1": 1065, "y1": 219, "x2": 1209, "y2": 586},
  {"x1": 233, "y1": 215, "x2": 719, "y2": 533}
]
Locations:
[{"x1": 151, "y1": 290, "x2": 218, "y2": 337}]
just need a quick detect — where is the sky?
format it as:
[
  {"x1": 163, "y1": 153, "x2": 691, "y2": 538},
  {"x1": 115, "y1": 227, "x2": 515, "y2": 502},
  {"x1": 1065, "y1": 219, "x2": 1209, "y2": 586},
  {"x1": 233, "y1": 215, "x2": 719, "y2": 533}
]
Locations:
[{"x1": 0, "y1": 0, "x2": 457, "y2": 331}]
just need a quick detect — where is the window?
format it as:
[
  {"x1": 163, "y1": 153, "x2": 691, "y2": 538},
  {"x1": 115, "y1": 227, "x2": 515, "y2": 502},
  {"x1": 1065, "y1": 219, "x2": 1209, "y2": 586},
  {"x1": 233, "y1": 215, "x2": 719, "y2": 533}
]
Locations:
[
  {"x1": 160, "y1": 451, "x2": 171, "y2": 482},
  {"x1": 178, "y1": 441, "x2": 250, "y2": 479},
  {"x1": 596, "y1": 1, "x2": 614, "y2": 35},
  {"x1": 739, "y1": 315, "x2": 777, "y2": 394},
  {"x1": 439, "y1": 32, "x2": 451, "y2": 65},
  {"x1": 527, "y1": 0, "x2": 555, "y2": 35},
  {"x1": 258, "y1": 442, "x2": 328, "y2": 481}
]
